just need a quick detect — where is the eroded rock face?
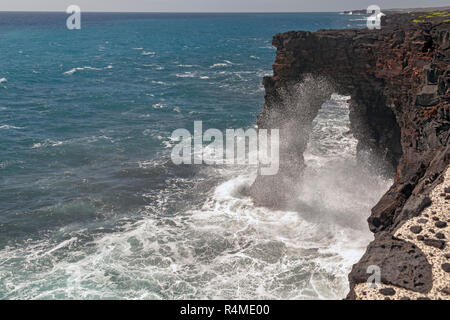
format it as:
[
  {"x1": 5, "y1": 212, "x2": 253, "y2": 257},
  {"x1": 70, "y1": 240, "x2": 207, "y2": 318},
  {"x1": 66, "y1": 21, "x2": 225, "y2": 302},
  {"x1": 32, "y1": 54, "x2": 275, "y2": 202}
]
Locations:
[{"x1": 250, "y1": 12, "x2": 449, "y2": 297}]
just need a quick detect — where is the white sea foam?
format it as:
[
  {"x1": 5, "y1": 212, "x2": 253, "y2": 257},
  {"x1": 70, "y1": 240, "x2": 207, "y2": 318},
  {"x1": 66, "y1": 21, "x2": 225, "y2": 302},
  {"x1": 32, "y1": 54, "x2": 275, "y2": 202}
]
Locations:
[
  {"x1": 151, "y1": 80, "x2": 168, "y2": 85},
  {"x1": 256, "y1": 70, "x2": 273, "y2": 77},
  {"x1": 0, "y1": 94, "x2": 391, "y2": 300},
  {"x1": 142, "y1": 51, "x2": 155, "y2": 56},
  {"x1": 0, "y1": 78, "x2": 7, "y2": 83},
  {"x1": 44, "y1": 237, "x2": 78, "y2": 256},
  {"x1": 259, "y1": 45, "x2": 276, "y2": 50},
  {"x1": 32, "y1": 140, "x2": 63, "y2": 148},
  {"x1": 63, "y1": 66, "x2": 112, "y2": 75},
  {"x1": 142, "y1": 63, "x2": 164, "y2": 70},
  {"x1": 152, "y1": 103, "x2": 167, "y2": 109},
  {"x1": 0, "y1": 124, "x2": 23, "y2": 130},
  {"x1": 210, "y1": 60, "x2": 233, "y2": 68},
  {"x1": 64, "y1": 66, "x2": 100, "y2": 75},
  {"x1": 0, "y1": 154, "x2": 386, "y2": 299},
  {"x1": 31, "y1": 136, "x2": 113, "y2": 149},
  {"x1": 175, "y1": 72, "x2": 196, "y2": 78},
  {"x1": 210, "y1": 63, "x2": 228, "y2": 68}
]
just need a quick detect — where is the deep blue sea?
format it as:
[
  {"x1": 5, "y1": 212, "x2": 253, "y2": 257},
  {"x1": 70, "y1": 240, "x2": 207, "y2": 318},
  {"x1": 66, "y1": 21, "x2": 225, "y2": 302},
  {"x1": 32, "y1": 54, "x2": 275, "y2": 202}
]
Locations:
[{"x1": 0, "y1": 12, "x2": 390, "y2": 299}]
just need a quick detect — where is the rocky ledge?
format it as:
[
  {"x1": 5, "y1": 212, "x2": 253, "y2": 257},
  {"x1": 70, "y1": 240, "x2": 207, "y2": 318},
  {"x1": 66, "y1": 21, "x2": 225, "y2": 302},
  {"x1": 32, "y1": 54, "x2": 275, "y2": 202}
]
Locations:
[{"x1": 250, "y1": 11, "x2": 449, "y2": 299}]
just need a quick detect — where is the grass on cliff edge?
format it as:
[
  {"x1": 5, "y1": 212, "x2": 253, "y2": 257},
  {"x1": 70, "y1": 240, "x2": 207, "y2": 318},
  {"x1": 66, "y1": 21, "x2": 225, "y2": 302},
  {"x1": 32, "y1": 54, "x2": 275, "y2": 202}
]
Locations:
[{"x1": 411, "y1": 10, "x2": 450, "y2": 23}]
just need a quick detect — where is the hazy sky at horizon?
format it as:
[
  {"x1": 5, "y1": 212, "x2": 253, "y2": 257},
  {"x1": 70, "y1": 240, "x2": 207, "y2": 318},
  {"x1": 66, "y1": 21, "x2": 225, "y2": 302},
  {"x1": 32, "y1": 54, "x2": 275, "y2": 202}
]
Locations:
[{"x1": 0, "y1": 0, "x2": 449, "y2": 12}]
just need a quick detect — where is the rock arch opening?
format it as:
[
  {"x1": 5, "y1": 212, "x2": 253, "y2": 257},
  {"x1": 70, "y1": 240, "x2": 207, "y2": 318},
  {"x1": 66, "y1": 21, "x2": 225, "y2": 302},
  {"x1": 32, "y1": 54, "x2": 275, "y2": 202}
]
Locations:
[
  {"x1": 250, "y1": 75, "x2": 402, "y2": 209},
  {"x1": 347, "y1": 87, "x2": 402, "y2": 176}
]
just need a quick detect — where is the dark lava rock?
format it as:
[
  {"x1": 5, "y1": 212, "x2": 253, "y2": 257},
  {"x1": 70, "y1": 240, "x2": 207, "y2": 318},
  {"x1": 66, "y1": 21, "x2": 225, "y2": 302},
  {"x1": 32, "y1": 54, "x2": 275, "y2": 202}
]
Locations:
[
  {"x1": 435, "y1": 221, "x2": 448, "y2": 228},
  {"x1": 435, "y1": 232, "x2": 445, "y2": 239},
  {"x1": 423, "y1": 239, "x2": 446, "y2": 249},
  {"x1": 445, "y1": 254, "x2": 450, "y2": 259},
  {"x1": 390, "y1": 196, "x2": 432, "y2": 232},
  {"x1": 379, "y1": 288, "x2": 396, "y2": 296},
  {"x1": 417, "y1": 219, "x2": 428, "y2": 224},
  {"x1": 416, "y1": 85, "x2": 439, "y2": 106},
  {"x1": 442, "y1": 263, "x2": 450, "y2": 273},
  {"x1": 410, "y1": 226, "x2": 423, "y2": 234},
  {"x1": 444, "y1": 186, "x2": 450, "y2": 193},
  {"x1": 429, "y1": 229, "x2": 435, "y2": 233},
  {"x1": 417, "y1": 235, "x2": 425, "y2": 241},
  {"x1": 442, "y1": 287, "x2": 450, "y2": 295},
  {"x1": 417, "y1": 297, "x2": 430, "y2": 300},
  {"x1": 400, "y1": 296, "x2": 410, "y2": 300},
  {"x1": 432, "y1": 217, "x2": 440, "y2": 221},
  {"x1": 348, "y1": 233, "x2": 432, "y2": 294}
]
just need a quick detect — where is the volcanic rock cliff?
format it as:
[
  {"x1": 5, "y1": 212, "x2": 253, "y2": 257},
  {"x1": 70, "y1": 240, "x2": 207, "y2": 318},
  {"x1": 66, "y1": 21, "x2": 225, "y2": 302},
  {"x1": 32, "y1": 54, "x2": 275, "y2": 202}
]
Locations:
[{"x1": 250, "y1": 11, "x2": 450, "y2": 299}]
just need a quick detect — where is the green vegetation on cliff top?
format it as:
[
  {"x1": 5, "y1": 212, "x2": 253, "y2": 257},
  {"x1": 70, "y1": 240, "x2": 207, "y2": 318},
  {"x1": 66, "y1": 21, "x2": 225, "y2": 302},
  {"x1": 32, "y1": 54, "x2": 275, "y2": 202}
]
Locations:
[{"x1": 411, "y1": 10, "x2": 450, "y2": 23}]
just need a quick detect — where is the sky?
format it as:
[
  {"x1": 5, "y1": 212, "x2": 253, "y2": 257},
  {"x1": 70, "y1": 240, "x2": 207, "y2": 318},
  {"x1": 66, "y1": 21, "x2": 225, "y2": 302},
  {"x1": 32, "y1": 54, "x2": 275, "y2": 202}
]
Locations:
[{"x1": 0, "y1": 0, "x2": 449, "y2": 12}]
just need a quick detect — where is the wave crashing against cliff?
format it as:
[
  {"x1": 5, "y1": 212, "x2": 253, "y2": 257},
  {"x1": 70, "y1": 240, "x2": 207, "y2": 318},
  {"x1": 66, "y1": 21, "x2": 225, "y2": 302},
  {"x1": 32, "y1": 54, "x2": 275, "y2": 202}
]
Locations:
[{"x1": 250, "y1": 11, "x2": 450, "y2": 299}]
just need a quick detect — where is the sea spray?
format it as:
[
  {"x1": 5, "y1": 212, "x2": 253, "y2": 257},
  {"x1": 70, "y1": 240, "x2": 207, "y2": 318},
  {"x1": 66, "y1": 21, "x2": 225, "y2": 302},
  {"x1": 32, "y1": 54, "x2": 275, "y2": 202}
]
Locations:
[
  {"x1": 250, "y1": 75, "x2": 335, "y2": 208},
  {"x1": 0, "y1": 95, "x2": 390, "y2": 299}
]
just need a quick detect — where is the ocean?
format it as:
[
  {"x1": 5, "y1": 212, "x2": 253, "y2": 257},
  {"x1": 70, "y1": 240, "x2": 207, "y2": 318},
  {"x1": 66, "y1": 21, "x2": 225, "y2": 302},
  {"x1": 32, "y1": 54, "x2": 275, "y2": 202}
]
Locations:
[{"x1": 0, "y1": 12, "x2": 390, "y2": 299}]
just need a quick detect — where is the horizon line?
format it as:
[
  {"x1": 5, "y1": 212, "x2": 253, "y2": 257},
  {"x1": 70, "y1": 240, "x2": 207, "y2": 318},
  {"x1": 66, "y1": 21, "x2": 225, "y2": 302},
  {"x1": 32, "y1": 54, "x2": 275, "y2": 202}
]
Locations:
[
  {"x1": 1, "y1": 5, "x2": 448, "y2": 14},
  {"x1": 0, "y1": 10, "x2": 350, "y2": 14}
]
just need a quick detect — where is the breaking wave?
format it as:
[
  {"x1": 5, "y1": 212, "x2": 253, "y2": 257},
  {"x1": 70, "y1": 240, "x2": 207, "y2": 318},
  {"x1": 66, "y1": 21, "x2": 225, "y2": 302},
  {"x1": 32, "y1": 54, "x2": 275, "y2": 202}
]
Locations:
[
  {"x1": 0, "y1": 95, "x2": 390, "y2": 299},
  {"x1": 63, "y1": 65, "x2": 113, "y2": 75}
]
